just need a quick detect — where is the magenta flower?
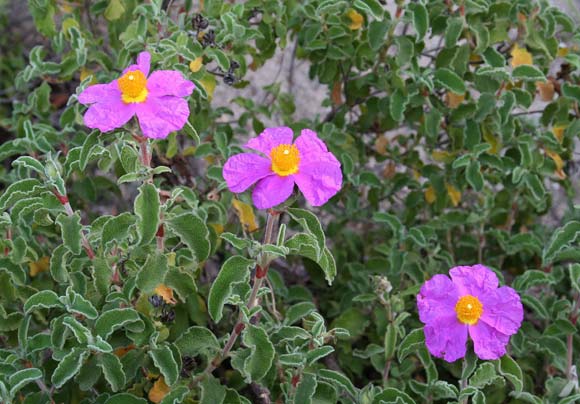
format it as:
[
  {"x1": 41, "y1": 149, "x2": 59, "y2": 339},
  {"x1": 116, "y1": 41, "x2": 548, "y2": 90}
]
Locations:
[
  {"x1": 222, "y1": 127, "x2": 342, "y2": 209},
  {"x1": 78, "y1": 51, "x2": 195, "y2": 139},
  {"x1": 417, "y1": 264, "x2": 523, "y2": 362}
]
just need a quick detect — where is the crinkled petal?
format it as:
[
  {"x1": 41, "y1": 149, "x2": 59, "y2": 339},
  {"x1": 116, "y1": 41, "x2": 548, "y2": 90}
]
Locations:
[
  {"x1": 78, "y1": 81, "x2": 120, "y2": 105},
  {"x1": 252, "y1": 175, "x2": 295, "y2": 210},
  {"x1": 135, "y1": 96, "x2": 190, "y2": 139},
  {"x1": 294, "y1": 129, "x2": 330, "y2": 164},
  {"x1": 147, "y1": 70, "x2": 195, "y2": 97},
  {"x1": 222, "y1": 153, "x2": 273, "y2": 193},
  {"x1": 83, "y1": 99, "x2": 135, "y2": 132},
  {"x1": 450, "y1": 264, "x2": 499, "y2": 298},
  {"x1": 424, "y1": 315, "x2": 468, "y2": 362},
  {"x1": 469, "y1": 321, "x2": 511, "y2": 360},
  {"x1": 479, "y1": 286, "x2": 523, "y2": 336},
  {"x1": 417, "y1": 274, "x2": 459, "y2": 325},
  {"x1": 294, "y1": 161, "x2": 342, "y2": 206},
  {"x1": 123, "y1": 51, "x2": 151, "y2": 77},
  {"x1": 245, "y1": 127, "x2": 294, "y2": 155}
]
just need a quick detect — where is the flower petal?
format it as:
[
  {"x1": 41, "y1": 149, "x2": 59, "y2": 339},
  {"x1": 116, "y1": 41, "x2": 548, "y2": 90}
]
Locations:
[
  {"x1": 147, "y1": 70, "x2": 195, "y2": 97},
  {"x1": 417, "y1": 274, "x2": 459, "y2": 325},
  {"x1": 469, "y1": 321, "x2": 511, "y2": 360},
  {"x1": 245, "y1": 127, "x2": 294, "y2": 155},
  {"x1": 222, "y1": 153, "x2": 273, "y2": 193},
  {"x1": 252, "y1": 175, "x2": 295, "y2": 210},
  {"x1": 135, "y1": 96, "x2": 190, "y2": 139},
  {"x1": 294, "y1": 129, "x2": 330, "y2": 163},
  {"x1": 83, "y1": 99, "x2": 135, "y2": 132},
  {"x1": 450, "y1": 264, "x2": 499, "y2": 298},
  {"x1": 123, "y1": 51, "x2": 151, "y2": 77},
  {"x1": 78, "y1": 82, "x2": 120, "y2": 105},
  {"x1": 424, "y1": 314, "x2": 468, "y2": 362},
  {"x1": 294, "y1": 161, "x2": 342, "y2": 206},
  {"x1": 479, "y1": 286, "x2": 523, "y2": 336}
]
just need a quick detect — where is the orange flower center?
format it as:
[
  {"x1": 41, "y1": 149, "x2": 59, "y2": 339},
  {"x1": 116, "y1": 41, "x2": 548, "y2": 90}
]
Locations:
[
  {"x1": 455, "y1": 295, "x2": 483, "y2": 325},
  {"x1": 118, "y1": 70, "x2": 148, "y2": 103},
  {"x1": 270, "y1": 144, "x2": 300, "y2": 176}
]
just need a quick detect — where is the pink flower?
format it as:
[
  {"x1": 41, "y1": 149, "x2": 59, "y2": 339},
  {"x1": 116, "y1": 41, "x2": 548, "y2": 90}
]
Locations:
[
  {"x1": 222, "y1": 127, "x2": 342, "y2": 209},
  {"x1": 417, "y1": 264, "x2": 523, "y2": 362},
  {"x1": 78, "y1": 51, "x2": 195, "y2": 139}
]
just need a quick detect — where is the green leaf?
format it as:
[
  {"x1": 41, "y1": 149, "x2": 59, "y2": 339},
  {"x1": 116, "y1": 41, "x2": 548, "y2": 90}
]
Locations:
[
  {"x1": 63, "y1": 316, "x2": 92, "y2": 344},
  {"x1": 160, "y1": 386, "x2": 189, "y2": 404},
  {"x1": 412, "y1": 3, "x2": 429, "y2": 40},
  {"x1": 389, "y1": 89, "x2": 408, "y2": 122},
  {"x1": 206, "y1": 48, "x2": 230, "y2": 71},
  {"x1": 79, "y1": 131, "x2": 99, "y2": 170},
  {"x1": 445, "y1": 18, "x2": 464, "y2": 48},
  {"x1": 101, "y1": 213, "x2": 136, "y2": 248},
  {"x1": 470, "y1": 362, "x2": 497, "y2": 388},
  {"x1": 24, "y1": 290, "x2": 64, "y2": 312},
  {"x1": 353, "y1": 0, "x2": 384, "y2": 20},
  {"x1": 92, "y1": 258, "x2": 112, "y2": 298},
  {"x1": 434, "y1": 68, "x2": 466, "y2": 94},
  {"x1": 466, "y1": 160, "x2": 484, "y2": 191},
  {"x1": 166, "y1": 213, "x2": 211, "y2": 263},
  {"x1": 397, "y1": 328, "x2": 424, "y2": 361},
  {"x1": 543, "y1": 221, "x2": 580, "y2": 264},
  {"x1": 287, "y1": 208, "x2": 326, "y2": 259},
  {"x1": 9, "y1": 368, "x2": 43, "y2": 397},
  {"x1": 512, "y1": 65, "x2": 545, "y2": 82},
  {"x1": 306, "y1": 346, "x2": 334, "y2": 365},
  {"x1": 95, "y1": 308, "x2": 145, "y2": 339},
  {"x1": 65, "y1": 288, "x2": 98, "y2": 319},
  {"x1": 384, "y1": 323, "x2": 397, "y2": 360},
  {"x1": 561, "y1": 83, "x2": 580, "y2": 103},
  {"x1": 56, "y1": 213, "x2": 83, "y2": 255},
  {"x1": 174, "y1": 326, "x2": 220, "y2": 360},
  {"x1": 200, "y1": 375, "x2": 226, "y2": 404},
  {"x1": 51, "y1": 348, "x2": 88, "y2": 388},
  {"x1": 149, "y1": 345, "x2": 179, "y2": 386},
  {"x1": 372, "y1": 387, "x2": 415, "y2": 404},
  {"x1": 207, "y1": 256, "x2": 255, "y2": 322},
  {"x1": 285, "y1": 234, "x2": 337, "y2": 284},
  {"x1": 368, "y1": 21, "x2": 389, "y2": 51},
  {"x1": 105, "y1": 393, "x2": 147, "y2": 404},
  {"x1": 134, "y1": 183, "x2": 160, "y2": 246},
  {"x1": 136, "y1": 253, "x2": 168, "y2": 294},
  {"x1": 241, "y1": 325, "x2": 275, "y2": 382},
  {"x1": 12, "y1": 156, "x2": 44, "y2": 174},
  {"x1": 497, "y1": 355, "x2": 523, "y2": 393},
  {"x1": 294, "y1": 373, "x2": 317, "y2": 404},
  {"x1": 104, "y1": 0, "x2": 125, "y2": 20},
  {"x1": 98, "y1": 353, "x2": 126, "y2": 392},
  {"x1": 50, "y1": 244, "x2": 69, "y2": 283},
  {"x1": 318, "y1": 369, "x2": 357, "y2": 397}
]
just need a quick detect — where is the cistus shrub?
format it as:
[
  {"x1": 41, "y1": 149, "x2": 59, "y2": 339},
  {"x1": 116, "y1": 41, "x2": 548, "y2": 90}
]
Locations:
[{"x1": 0, "y1": 0, "x2": 579, "y2": 403}]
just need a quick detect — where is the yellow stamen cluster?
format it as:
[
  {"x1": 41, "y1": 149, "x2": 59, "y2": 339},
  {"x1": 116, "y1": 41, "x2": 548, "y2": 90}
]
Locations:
[
  {"x1": 455, "y1": 295, "x2": 483, "y2": 325},
  {"x1": 118, "y1": 70, "x2": 148, "y2": 104},
  {"x1": 270, "y1": 144, "x2": 300, "y2": 176}
]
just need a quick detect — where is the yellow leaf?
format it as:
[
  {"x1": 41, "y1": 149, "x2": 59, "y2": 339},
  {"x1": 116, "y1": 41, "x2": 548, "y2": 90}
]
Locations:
[
  {"x1": 113, "y1": 344, "x2": 135, "y2": 358},
  {"x1": 552, "y1": 125, "x2": 566, "y2": 143},
  {"x1": 80, "y1": 67, "x2": 97, "y2": 85},
  {"x1": 446, "y1": 92, "x2": 465, "y2": 109},
  {"x1": 154, "y1": 284, "x2": 177, "y2": 305},
  {"x1": 424, "y1": 186, "x2": 436, "y2": 204},
  {"x1": 446, "y1": 183, "x2": 461, "y2": 207},
  {"x1": 382, "y1": 161, "x2": 396, "y2": 179},
  {"x1": 29, "y1": 256, "x2": 50, "y2": 278},
  {"x1": 189, "y1": 57, "x2": 203, "y2": 73},
  {"x1": 545, "y1": 149, "x2": 566, "y2": 179},
  {"x1": 149, "y1": 377, "x2": 170, "y2": 404},
  {"x1": 510, "y1": 44, "x2": 533, "y2": 67},
  {"x1": 347, "y1": 9, "x2": 363, "y2": 30},
  {"x1": 431, "y1": 150, "x2": 454, "y2": 163},
  {"x1": 210, "y1": 223, "x2": 224, "y2": 235},
  {"x1": 483, "y1": 127, "x2": 501, "y2": 155},
  {"x1": 536, "y1": 80, "x2": 554, "y2": 101},
  {"x1": 199, "y1": 74, "x2": 216, "y2": 101},
  {"x1": 374, "y1": 136, "x2": 388, "y2": 155},
  {"x1": 232, "y1": 199, "x2": 259, "y2": 232},
  {"x1": 557, "y1": 45, "x2": 569, "y2": 57}
]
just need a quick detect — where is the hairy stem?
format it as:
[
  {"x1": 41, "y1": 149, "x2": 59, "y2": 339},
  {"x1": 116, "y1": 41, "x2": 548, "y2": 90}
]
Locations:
[
  {"x1": 566, "y1": 293, "x2": 580, "y2": 379},
  {"x1": 194, "y1": 211, "x2": 281, "y2": 384}
]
